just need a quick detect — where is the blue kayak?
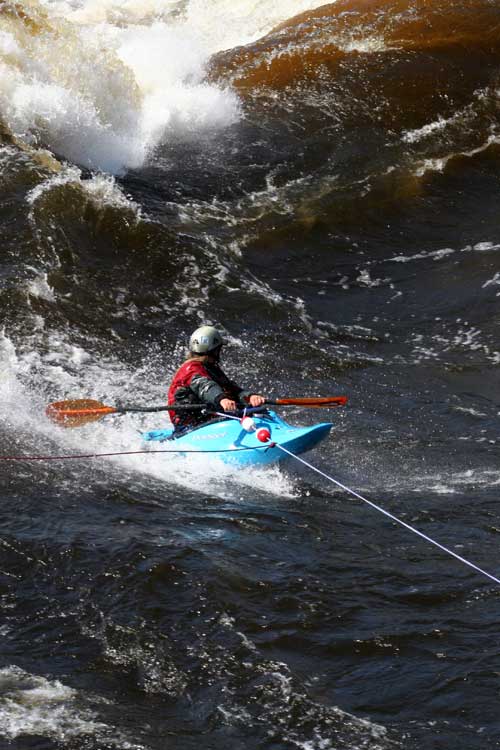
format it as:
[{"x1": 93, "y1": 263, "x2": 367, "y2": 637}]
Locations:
[{"x1": 141, "y1": 410, "x2": 333, "y2": 468}]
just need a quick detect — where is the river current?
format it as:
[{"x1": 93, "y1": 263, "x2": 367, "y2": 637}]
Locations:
[{"x1": 0, "y1": 1, "x2": 499, "y2": 748}]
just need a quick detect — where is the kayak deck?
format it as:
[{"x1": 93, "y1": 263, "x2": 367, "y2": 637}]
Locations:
[{"x1": 141, "y1": 410, "x2": 333, "y2": 467}]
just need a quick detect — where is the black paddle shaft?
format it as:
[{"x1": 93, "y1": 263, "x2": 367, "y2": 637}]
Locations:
[
  {"x1": 116, "y1": 404, "x2": 206, "y2": 413},
  {"x1": 115, "y1": 403, "x2": 273, "y2": 414}
]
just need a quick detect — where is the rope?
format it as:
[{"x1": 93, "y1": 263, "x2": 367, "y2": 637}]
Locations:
[
  {"x1": 275, "y1": 443, "x2": 500, "y2": 588},
  {"x1": 0, "y1": 410, "x2": 269, "y2": 462},
  {"x1": 5, "y1": 424, "x2": 496, "y2": 588},
  {"x1": 0, "y1": 445, "x2": 269, "y2": 462}
]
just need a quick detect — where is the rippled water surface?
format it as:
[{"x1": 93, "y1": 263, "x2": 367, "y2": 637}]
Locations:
[{"x1": 0, "y1": 1, "x2": 499, "y2": 748}]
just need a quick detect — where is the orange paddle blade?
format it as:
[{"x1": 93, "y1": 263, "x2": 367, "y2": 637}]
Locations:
[
  {"x1": 46, "y1": 399, "x2": 118, "y2": 428},
  {"x1": 271, "y1": 396, "x2": 348, "y2": 407}
]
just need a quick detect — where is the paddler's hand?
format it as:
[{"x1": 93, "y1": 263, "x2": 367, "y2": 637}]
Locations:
[
  {"x1": 220, "y1": 398, "x2": 237, "y2": 411},
  {"x1": 248, "y1": 394, "x2": 266, "y2": 407}
]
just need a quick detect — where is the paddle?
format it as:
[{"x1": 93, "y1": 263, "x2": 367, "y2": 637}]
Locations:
[
  {"x1": 270, "y1": 397, "x2": 348, "y2": 407},
  {"x1": 45, "y1": 399, "x2": 204, "y2": 428},
  {"x1": 46, "y1": 396, "x2": 348, "y2": 428}
]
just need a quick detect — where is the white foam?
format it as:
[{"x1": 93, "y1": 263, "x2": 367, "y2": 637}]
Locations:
[
  {"x1": 408, "y1": 320, "x2": 500, "y2": 365},
  {"x1": 427, "y1": 483, "x2": 457, "y2": 495},
  {"x1": 388, "y1": 240, "x2": 500, "y2": 265},
  {"x1": 27, "y1": 165, "x2": 142, "y2": 217},
  {"x1": 52, "y1": 0, "x2": 332, "y2": 53},
  {"x1": 402, "y1": 115, "x2": 451, "y2": 144},
  {"x1": 341, "y1": 35, "x2": 390, "y2": 53},
  {"x1": 388, "y1": 247, "x2": 455, "y2": 264},
  {"x1": 356, "y1": 268, "x2": 390, "y2": 287},
  {"x1": 407, "y1": 469, "x2": 500, "y2": 493},
  {"x1": 180, "y1": 0, "x2": 336, "y2": 54},
  {"x1": 0, "y1": 330, "x2": 21, "y2": 407},
  {"x1": 42, "y1": 0, "x2": 181, "y2": 25},
  {"x1": 0, "y1": 666, "x2": 104, "y2": 741},
  {"x1": 414, "y1": 133, "x2": 500, "y2": 177},
  {"x1": 483, "y1": 272, "x2": 500, "y2": 295},
  {"x1": 0, "y1": 666, "x2": 147, "y2": 748},
  {"x1": 473, "y1": 241, "x2": 500, "y2": 253},
  {"x1": 453, "y1": 406, "x2": 487, "y2": 418},
  {"x1": 25, "y1": 269, "x2": 56, "y2": 302},
  {"x1": 0, "y1": 2, "x2": 241, "y2": 173},
  {"x1": 0, "y1": 29, "x2": 21, "y2": 56},
  {"x1": 0, "y1": 331, "x2": 297, "y2": 500},
  {"x1": 1, "y1": 0, "x2": 330, "y2": 173}
]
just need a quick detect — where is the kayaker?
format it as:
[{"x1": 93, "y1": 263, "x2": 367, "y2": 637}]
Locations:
[{"x1": 168, "y1": 325, "x2": 266, "y2": 431}]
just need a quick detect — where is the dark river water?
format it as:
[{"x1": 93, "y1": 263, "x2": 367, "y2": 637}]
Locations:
[{"x1": 0, "y1": 0, "x2": 499, "y2": 748}]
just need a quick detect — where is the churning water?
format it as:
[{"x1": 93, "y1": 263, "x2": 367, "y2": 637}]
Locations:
[{"x1": 0, "y1": 1, "x2": 500, "y2": 748}]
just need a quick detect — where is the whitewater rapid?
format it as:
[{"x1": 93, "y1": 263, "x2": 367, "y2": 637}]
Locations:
[{"x1": 0, "y1": 0, "x2": 328, "y2": 172}]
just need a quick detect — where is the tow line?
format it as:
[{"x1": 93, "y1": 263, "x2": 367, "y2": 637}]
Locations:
[
  {"x1": 273, "y1": 441, "x2": 500, "y2": 588},
  {"x1": 0, "y1": 445, "x2": 270, "y2": 461},
  {"x1": 1, "y1": 416, "x2": 498, "y2": 588}
]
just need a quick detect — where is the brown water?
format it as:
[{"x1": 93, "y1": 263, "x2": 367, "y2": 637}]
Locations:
[{"x1": 0, "y1": 1, "x2": 499, "y2": 748}]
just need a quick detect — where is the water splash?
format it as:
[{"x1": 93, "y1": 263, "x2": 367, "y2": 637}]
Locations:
[{"x1": 0, "y1": 0, "x2": 241, "y2": 172}]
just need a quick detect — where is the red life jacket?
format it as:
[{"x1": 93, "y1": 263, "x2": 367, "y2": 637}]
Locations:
[
  {"x1": 168, "y1": 360, "x2": 207, "y2": 424},
  {"x1": 168, "y1": 359, "x2": 241, "y2": 426}
]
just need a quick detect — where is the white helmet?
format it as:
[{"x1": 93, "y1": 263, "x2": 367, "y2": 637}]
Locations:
[{"x1": 189, "y1": 325, "x2": 223, "y2": 354}]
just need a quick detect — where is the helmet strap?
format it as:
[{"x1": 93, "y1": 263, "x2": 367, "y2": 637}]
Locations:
[{"x1": 211, "y1": 345, "x2": 222, "y2": 362}]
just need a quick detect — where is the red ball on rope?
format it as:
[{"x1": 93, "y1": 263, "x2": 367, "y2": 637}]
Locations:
[{"x1": 256, "y1": 428, "x2": 271, "y2": 443}]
